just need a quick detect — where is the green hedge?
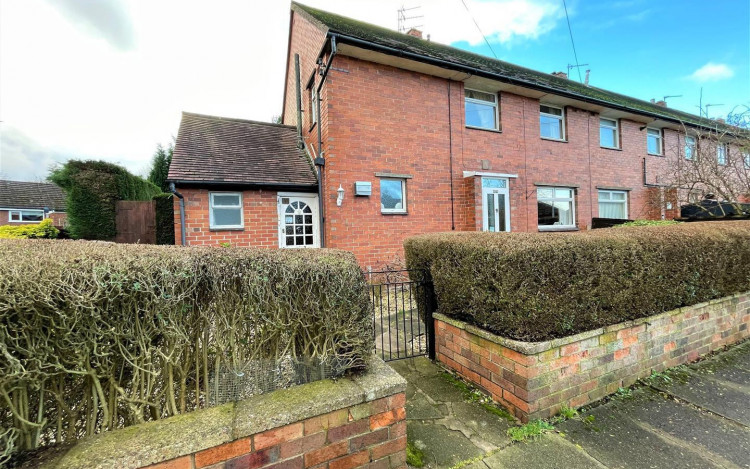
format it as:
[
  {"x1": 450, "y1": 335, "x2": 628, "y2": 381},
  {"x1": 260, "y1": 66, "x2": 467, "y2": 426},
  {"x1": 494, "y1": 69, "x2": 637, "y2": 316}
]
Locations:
[
  {"x1": 0, "y1": 240, "x2": 371, "y2": 458},
  {"x1": 153, "y1": 193, "x2": 175, "y2": 245},
  {"x1": 49, "y1": 160, "x2": 163, "y2": 240},
  {"x1": 405, "y1": 221, "x2": 750, "y2": 341},
  {"x1": 0, "y1": 219, "x2": 59, "y2": 239}
]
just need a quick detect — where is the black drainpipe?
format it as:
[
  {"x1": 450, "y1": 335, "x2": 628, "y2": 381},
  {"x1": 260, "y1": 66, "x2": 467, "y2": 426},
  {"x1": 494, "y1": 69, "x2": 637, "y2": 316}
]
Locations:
[
  {"x1": 314, "y1": 35, "x2": 337, "y2": 247},
  {"x1": 169, "y1": 182, "x2": 186, "y2": 246}
]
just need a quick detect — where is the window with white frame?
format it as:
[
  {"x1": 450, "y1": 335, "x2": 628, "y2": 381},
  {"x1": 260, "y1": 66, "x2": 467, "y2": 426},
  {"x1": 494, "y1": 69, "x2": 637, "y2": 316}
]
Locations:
[
  {"x1": 540, "y1": 105, "x2": 565, "y2": 140},
  {"x1": 8, "y1": 209, "x2": 44, "y2": 223},
  {"x1": 598, "y1": 190, "x2": 628, "y2": 219},
  {"x1": 599, "y1": 118, "x2": 619, "y2": 149},
  {"x1": 464, "y1": 89, "x2": 499, "y2": 131},
  {"x1": 647, "y1": 128, "x2": 662, "y2": 155},
  {"x1": 308, "y1": 85, "x2": 318, "y2": 126},
  {"x1": 685, "y1": 135, "x2": 696, "y2": 160},
  {"x1": 380, "y1": 178, "x2": 407, "y2": 214},
  {"x1": 537, "y1": 187, "x2": 575, "y2": 228},
  {"x1": 717, "y1": 143, "x2": 727, "y2": 165},
  {"x1": 744, "y1": 151, "x2": 750, "y2": 169},
  {"x1": 209, "y1": 192, "x2": 243, "y2": 229}
]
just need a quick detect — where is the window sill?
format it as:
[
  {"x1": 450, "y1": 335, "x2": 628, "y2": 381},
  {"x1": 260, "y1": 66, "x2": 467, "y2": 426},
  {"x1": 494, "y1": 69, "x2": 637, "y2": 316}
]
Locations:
[
  {"x1": 538, "y1": 226, "x2": 579, "y2": 232},
  {"x1": 466, "y1": 125, "x2": 502, "y2": 134},
  {"x1": 600, "y1": 146, "x2": 621, "y2": 151},
  {"x1": 210, "y1": 227, "x2": 244, "y2": 232},
  {"x1": 647, "y1": 152, "x2": 664, "y2": 157},
  {"x1": 541, "y1": 137, "x2": 567, "y2": 143},
  {"x1": 381, "y1": 211, "x2": 408, "y2": 216}
]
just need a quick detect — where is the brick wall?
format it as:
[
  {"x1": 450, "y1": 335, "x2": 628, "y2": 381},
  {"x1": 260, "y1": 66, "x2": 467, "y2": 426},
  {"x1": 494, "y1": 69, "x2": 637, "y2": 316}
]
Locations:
[
  {"x1": 435, "y1": 292, "x2": 750, "y2": 422},
  {"x1": 173, "y1": 188, "x2": 282, "y2": 248},
  {"x1": 145, "y1": 395, "x2": 406, "y2": 469}
]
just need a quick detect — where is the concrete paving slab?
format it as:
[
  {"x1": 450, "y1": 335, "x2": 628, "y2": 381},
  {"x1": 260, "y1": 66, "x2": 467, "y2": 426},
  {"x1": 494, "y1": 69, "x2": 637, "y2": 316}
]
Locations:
[
  {"x1": 689, "y1": 342, "x2": 750, "y2": 388},
  {"x1": 448, "y1": 402, "x2": 512, "y2": 448},
  {"x1": 408, "y1": 421, "x2": 485, "y2": 468},
  {"x1": 406, "y1": 391, "x2": 445, "y2": 420},
  {"x1": 559, "y1": 397, "x2": 725, "y2": 469},
  {"x1": 482, "y1": 435, "x2": 605, "y2": 469},
  {"x1": 652, "y1": 371, "x2": 750, "y2": 426}
]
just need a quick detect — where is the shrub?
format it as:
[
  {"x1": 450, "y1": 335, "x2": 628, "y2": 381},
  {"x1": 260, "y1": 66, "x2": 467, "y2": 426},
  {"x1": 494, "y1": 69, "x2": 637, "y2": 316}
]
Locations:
[
  {"x1": 615, "y1": 219, "x2": 680, "y2": 227},
  {"x1": 49, "y1": 160, "x2": 163, "y2": 240},
  {"x1": 0, "y1": 219, "x2": 59, "y2": 239},
  {"x1": 0, "y1": 240, "x2": 371, "y2": 456},
  {"x1": 153, "y1": 193, "x2": 175, "y2": 245},
  {"x1": 405, "y1": 221, "x2": 750, "y2": 341}
]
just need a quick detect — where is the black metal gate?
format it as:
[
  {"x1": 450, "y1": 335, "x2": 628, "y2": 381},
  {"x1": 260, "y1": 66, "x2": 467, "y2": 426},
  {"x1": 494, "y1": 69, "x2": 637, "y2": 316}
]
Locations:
[{"x1": 366, "y1": 270, "x2": 435, "y2": 362}]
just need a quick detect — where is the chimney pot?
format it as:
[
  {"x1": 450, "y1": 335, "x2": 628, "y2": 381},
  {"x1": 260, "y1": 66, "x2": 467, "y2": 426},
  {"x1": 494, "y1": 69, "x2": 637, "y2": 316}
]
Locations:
[
  {"x1": 406, "y1": 28, "x2": 423, "y2": 39},
  {"x1": 655, "y1": 100, "x2": 667, "y2": 107},
  {"x1": 551, "y1": 71, "x2": 568, "y2": 79},
  {"x1": 650, "y1": 98, "x2": 656, "y2": 103}
]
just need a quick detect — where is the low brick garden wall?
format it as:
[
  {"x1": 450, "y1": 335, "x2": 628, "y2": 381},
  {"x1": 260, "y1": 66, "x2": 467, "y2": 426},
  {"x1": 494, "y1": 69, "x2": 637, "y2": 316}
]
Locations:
[
  {"x1": 435, "y1": 292, "x2": 750, "y2": 422},
  {"x1": 29, "y1": 359, "x2": 406, "y2": 469}
]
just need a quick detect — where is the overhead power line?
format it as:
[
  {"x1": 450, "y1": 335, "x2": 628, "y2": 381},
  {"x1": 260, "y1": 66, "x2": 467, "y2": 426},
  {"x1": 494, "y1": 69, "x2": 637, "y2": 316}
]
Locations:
[
  {"x1": 459, "y1": 0, "x2": 498, "y2": 59},
  {"x1": 561, "y1": 0, "x2": 583, "y2": 83}
]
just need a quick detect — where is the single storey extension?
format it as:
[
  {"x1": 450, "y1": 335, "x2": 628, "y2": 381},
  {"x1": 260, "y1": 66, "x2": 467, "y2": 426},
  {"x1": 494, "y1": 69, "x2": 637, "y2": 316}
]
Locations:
[{"x1": 0, "y1": 180, "x2": 67, "y2": 228}]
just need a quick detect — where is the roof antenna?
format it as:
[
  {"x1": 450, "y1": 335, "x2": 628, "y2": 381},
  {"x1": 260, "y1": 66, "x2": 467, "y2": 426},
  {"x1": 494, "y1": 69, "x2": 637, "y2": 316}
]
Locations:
[{"x1": 397, "y1": 5, "x2": 423, "y2": 33}]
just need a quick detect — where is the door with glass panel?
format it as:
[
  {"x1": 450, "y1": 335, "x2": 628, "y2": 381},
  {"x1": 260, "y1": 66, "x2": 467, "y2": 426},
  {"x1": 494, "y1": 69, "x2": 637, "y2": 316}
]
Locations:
[
  {"x1": 481, "y1": 178, "x2": 510, "y2": 232},
  {"x1": 277, "y1": 193, "x2": 320, "y2": 248}
]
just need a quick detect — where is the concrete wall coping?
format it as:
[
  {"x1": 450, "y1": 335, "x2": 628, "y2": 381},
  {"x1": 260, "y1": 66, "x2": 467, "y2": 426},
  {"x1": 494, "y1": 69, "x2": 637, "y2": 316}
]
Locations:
[
  {"x1": 36, "y1": 357, "x2": 405, "y2": 469},
  {"x1": 434, "y1": 292, "x2": 746, "y2": 355}
]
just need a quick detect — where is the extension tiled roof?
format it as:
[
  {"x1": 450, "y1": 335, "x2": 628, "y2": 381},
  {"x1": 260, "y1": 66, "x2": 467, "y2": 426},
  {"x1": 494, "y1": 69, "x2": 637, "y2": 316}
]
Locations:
[
  {"x1": 292, "y1": 2, "x2": 740, "y2": 134},
  {"x1": 168, "y1": 112, "x2": 317, "y2": 187},
  {"x1": 0, "y1": 180, "x2": 66, "y2": 211}
]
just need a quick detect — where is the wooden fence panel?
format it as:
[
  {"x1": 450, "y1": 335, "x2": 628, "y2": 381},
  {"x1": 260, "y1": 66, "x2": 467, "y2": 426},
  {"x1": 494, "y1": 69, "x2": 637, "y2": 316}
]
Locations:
[{"x1": 115, "y1": 201, "x2": 156, "y2": 244}]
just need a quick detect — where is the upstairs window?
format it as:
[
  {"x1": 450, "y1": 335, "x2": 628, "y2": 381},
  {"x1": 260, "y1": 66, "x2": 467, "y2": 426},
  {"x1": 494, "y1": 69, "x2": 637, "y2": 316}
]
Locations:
[
  {"x1": 647, "y1": 128, "x2": 662, "y2": 155},
  {"x1": 8, "y1": 209, "x2": 44, "y2": 223},
  {"x1": 599, "y1": 118, "x2": 619, "y2": 149},
  {"x1": 598, "y1": 190, "x2": 628, "y2": 219},
  {"x1": 717, "y1": 144, "x2": 727, "y2": 165},
  {"x1": 537, "y1": 187, "x2": 575, "y2": 228},
  {"x1": 744, "y1": 152, "x2": 750, "y2": 169},
  {"x1": 540, "y1": 105, "x2": 565, "y2": 140},
  {"x1": 685, "y1": 136, "x2": 696, "y2": 160},
  {"x1": 380, "y1": 178, "x2": 407, "y2": 214},
  {"x1": 308, "y1": 85, "x2": 318, "y2": 127},
  {"x1": 465, "y1": 89, "x2": 499, "y2": 130},
  {"x1": 209, "y1": 192, "x2": 243, "y2": 229}
]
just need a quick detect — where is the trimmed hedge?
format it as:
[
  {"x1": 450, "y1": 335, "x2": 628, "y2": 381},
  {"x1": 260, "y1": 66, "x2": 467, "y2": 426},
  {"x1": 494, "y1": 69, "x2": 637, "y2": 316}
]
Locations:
[
  {"x1": 405, "y1": 221, "x2": 750, "y2": 341},
  {"x1": 0, "y1": 240, "x2": 371, "y2": 457},
  {"x1": 49, "y1": 160, "x2": 163, "y2": 240},
  {"x1": 0, "y1": 219, "x2": 58, "y2": 239},
  {"x1": 153, "y1": 193, "x2": 175, "y2": 245}
]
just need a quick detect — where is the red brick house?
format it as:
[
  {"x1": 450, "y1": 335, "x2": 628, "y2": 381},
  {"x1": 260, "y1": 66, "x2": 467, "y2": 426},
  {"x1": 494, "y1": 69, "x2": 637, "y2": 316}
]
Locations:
[
  {"x1": 0, "y1": 180, "x2": 67, "y2": 228},
  {"x1": 168, "y1": 2, "x2": 743, "y2": 269}
]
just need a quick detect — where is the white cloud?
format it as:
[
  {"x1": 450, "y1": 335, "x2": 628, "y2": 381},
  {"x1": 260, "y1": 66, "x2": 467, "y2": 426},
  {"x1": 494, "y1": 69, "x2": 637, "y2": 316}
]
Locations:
[
  {"x1": 0, "y1": 0, "x2": 561, "y2": 181},
  {"x1": 689, "y1": 62, "x2": 735, "y2": 82}
]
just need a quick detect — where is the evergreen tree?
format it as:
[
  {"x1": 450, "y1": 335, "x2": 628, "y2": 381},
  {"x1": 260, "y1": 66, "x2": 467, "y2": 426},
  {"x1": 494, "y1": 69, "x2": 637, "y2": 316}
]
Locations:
[{"x1": 147, "y1": 140, "x2": 174, "y2": 193}]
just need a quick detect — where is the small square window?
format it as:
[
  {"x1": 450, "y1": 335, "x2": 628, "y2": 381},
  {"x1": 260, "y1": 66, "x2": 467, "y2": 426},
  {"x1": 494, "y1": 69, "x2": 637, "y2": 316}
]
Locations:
[
  {"x1": 465, "y1": 89, "x2": 499, "y2": 131},
  {"x1": 209, "y1": 192, "x2": 243, "y2": 229},
  {"x1": 380, "y1": 178, "x2": 407, "y2": 214},
  {"x1": 685, "y1": 136, "x2": 696, "y2": 160},
  {"x1": 598, "y1": 190, "x2": 628, "y2": 219},
  {"x1": 540, "y1": 105, "x2": 565, "y2": 140},
  {"x1": 599, "y1": 118, "x2": 619, "y2": 149},
  {"x1": 647, "y1": 128, "x2": 662, "y2": 155},
  {"x1": 537, "y1": 186, "x2": 575, "y2": 228}
]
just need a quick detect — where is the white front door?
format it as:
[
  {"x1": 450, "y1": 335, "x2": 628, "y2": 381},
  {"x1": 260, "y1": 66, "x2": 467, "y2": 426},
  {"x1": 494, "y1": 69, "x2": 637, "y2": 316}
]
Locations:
[
  {"x1": 481, "y1": 178, "x2": 510, "y2": 232},
  {"x1": 278, "y1": 193, "x2": 320, "y2": 248}
]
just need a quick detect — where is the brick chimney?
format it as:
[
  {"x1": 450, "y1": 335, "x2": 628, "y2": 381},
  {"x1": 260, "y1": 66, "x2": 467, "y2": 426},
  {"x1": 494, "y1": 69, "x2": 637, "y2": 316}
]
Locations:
[
  {"x1": 655, "y1": 100, "x2": 667, "y2": 107},
  {"x1": 406, "y1": 28, "x2": 423, "y2": 39},
  {"x1": 551, "y1": 71, "x2": 568, "y2": 79}
]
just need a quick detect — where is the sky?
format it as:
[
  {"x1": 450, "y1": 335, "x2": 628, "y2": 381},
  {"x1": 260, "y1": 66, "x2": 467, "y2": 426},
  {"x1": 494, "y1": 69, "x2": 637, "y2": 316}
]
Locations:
[{"x1": 1, "y1": 0, "x2": 748, "y2": 181}]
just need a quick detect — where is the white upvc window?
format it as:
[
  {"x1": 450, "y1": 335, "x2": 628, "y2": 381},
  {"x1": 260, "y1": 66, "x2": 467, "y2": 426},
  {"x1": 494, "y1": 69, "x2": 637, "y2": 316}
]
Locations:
[
  {"x1": 599, "y1": 118, "x2": 619, "y2": 149},
  {"x1": 540, "y1": 105, "x2": 565, "y2": 140},
  {"x1": 685, "y1": 135, "x2": 696, "y2": 160},
  {"x1": 647, "y1": 128, "x2": 662, "y2": 155},
  {"x1": 717, "y1": 143, "x2": 727, "y2": 165},
  {"x1": 209, "y1": 192, "x2": 243, "y2": 229},
  {"x1": 598, "y1": 190, "x2": 628, "y2": 219},
  {"x1": 309, "y1": 85, "x2": 318, "y2": 126},
  {"x1": 743, "y1": 151, "x2": 750, "y2": 169},
  {"x1": 465, "y1": 89, "x2": 499, "y2": 131},
  {"x1": 8, "y1": 209, "x2": 44, "y2": 223},
  {"x1": 537, "y1": 187, "x2": 575, "y2": 228},
  {"x1": 380, "y1": 178, "x2": 407, "y2": 214}
]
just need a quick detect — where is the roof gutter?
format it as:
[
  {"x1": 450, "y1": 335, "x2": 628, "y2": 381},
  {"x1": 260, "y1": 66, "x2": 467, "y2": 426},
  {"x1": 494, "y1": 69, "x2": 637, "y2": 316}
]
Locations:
[{"x1": 329, "y1": 32, "x2": 726, "y2": 133}]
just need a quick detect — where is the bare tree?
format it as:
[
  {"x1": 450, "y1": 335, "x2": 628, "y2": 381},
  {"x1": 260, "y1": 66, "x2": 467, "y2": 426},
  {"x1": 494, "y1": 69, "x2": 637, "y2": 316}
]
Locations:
[{"x1": 659, "y1": 105, "x2": 750, "y2": 218}]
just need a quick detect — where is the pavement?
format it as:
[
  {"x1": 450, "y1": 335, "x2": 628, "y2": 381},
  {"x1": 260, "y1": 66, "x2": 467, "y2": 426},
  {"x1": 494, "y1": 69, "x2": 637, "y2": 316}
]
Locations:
[{"x1": 389, "y1": 339, "x2": 750, "y2": 469}]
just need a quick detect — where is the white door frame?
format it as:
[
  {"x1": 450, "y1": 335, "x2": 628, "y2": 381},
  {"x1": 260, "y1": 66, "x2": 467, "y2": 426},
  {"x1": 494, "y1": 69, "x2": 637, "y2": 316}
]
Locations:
[
  {"x1": 277, "y1": 192, "x2": 320, "y2": 248},
  {"x1": 481, "y1": 178, "x2": 511, "y2": 232}
]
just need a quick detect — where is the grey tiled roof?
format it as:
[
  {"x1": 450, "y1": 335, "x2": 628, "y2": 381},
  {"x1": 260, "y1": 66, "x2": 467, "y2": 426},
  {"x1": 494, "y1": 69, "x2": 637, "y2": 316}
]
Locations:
[
  {"x1": 168, "y1": 112, "x2": 317, "y2": 187},
  {"x1": 0, "y1": 180, "x2": 66, "y2": 211}
]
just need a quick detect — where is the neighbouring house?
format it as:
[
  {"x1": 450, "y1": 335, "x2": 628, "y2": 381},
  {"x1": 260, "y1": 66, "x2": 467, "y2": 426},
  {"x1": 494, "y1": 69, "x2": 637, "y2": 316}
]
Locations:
[
  {"x1": 0, "y1": 180, "x2": 67, "y2": 228},
  {"x1": 168, "y1": 2, "x2": 746, "y2": 269}
]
